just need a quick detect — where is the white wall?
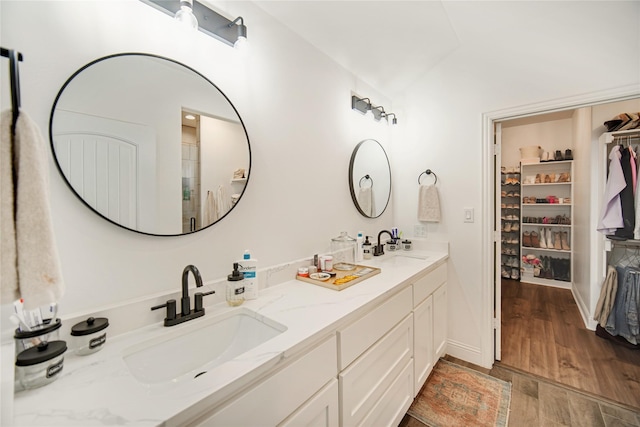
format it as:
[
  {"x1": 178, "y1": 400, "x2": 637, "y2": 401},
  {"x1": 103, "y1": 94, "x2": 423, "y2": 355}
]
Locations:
[
  {"x1": 392, "y1": 1, "x2": 640, "y2": 365},
  {"x1": 0, "y1": 0, "x2": 393, "y2": 320},
  {"x1": 2, "y1": 0, "x2": 639, "y2": 374}
]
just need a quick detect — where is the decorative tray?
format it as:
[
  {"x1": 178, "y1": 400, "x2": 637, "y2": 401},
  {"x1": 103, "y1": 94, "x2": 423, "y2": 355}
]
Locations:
[{"x1": 296, "y1": 263, "x2": 381, "y2": 291}]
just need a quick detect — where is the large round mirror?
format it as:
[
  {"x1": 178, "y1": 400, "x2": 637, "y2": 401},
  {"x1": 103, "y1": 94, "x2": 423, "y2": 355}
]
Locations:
[
  {"x1": 49, "y1": 53, "x2": 251, "y2": 236},
  {"x1": 348, "y1": 139, "x2": 391, "y2": 218}
]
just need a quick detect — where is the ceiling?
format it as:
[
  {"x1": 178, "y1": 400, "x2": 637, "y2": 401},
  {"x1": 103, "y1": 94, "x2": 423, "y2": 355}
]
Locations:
[{"x1": 253, "y1": 1, "x2": 460, "y2": 99}]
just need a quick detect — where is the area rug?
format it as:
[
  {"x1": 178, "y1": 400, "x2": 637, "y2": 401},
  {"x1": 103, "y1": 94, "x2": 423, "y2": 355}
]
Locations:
[{"x1": 408, "y1": 359, "x2": 511, "y2": 427}]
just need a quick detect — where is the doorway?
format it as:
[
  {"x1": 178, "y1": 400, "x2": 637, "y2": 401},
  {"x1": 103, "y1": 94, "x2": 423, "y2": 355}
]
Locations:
[{"x1": 486, "y1": 91, "x2": 640, "y2": 409}]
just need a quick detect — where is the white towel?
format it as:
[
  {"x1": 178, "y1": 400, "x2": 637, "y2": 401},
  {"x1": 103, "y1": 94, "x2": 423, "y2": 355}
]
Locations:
[
  {"x1": 1, "y1": 110, "x2": 64, "y2": 309},
  {"x1": 418, "y1": 184, "x2": 441, "y2": 222},
  {"x1": 215, "y1": 184, "x2": 229, "y2": 219},
  {"x1": 358, "y1": 187, "x2": 373, "y2": 216},
  {"x1": 203, "y1": 190, "x2": 215, "y2": 225}
]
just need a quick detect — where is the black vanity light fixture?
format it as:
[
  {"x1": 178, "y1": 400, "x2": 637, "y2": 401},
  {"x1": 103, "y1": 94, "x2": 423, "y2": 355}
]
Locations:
[
  {"x1": 141, "y1": 0, "x2": 248, "y2": 48},
  {"x1": 351, "y1": 94, "x2": 397, "y2": 125}
]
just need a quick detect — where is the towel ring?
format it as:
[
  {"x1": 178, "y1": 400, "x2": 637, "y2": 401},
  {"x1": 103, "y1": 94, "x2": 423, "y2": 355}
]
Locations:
[
  {"x1": 418, "y1": 169, "x2": 438, "y2": 185},
  {"x1": 359, "y1": 174, "x2": 373, "y2": 188}
]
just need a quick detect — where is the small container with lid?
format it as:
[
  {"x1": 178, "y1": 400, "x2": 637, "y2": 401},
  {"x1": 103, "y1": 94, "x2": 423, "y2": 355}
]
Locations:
[
  {"x1": 331, "y1": 232, "x2": 356, "y2": 264},
  {"x1": 402, "y1": 239, "x2": 412, "y2": 251},
  {"x1": 71, "y1": 317, "x2": 109, "y2": 356},
  {"x1": 15, "y1": 340, "x2": 67, "y2": 391},
  {"x1": 14, "y1": 318, "x2": 62, "y2": 354}
]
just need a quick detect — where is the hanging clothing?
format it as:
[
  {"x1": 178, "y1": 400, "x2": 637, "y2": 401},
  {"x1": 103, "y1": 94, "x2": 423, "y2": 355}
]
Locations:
[
  {"x1": 1, "y1": 110, "x2": 64, "y2": 309},
  {"x1": 594, "y1": 265, "x2": 618, "y2": 328},
  {"x1": 615, "y1": 147, "x2": 635, "y2": 239},
  {"x1": 598, "y1": 145, "x2": 625, "y2": 234},
  {"x1": 605, "y1": 266, "x2": 640, "y2": 345}
]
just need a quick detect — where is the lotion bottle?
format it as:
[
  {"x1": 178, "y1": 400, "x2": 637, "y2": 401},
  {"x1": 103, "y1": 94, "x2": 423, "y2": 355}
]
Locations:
[
  {"x1": 355, "y1": 232, "x2": 364, "y2": 262},
  {"x1": 226, "y1": 263, "x2": 245, "y2": 306},
  {"x1": 238, "y1": 250, "x2": 258, "y2": 300}
]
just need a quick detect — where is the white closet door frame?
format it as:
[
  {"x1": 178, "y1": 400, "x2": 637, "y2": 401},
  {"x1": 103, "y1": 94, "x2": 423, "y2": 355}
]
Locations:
[{"x1": 494, "y1": 122, "x2": 502, "y2": 361}]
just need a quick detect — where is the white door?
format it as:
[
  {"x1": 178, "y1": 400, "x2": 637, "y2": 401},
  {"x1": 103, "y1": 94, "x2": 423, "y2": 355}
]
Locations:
[{"x1": 52, "y1": 110, "x2": 156, "y2": 231}]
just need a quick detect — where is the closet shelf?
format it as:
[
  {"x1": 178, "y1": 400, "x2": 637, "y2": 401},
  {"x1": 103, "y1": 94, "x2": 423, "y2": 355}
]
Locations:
[
  {"x1": 522, "y1": 204, "x2": 572, "y2": 207},
  {"x1": 600, "y1": 129, "x2": 640, "y2": 144},
  {"x1": 522, "y1": 247, "x2": 571, "y2": 254},
  {"x1": 521, "y1": 182, "x2": 571, "y2": 187},
  {"x1": 522, "y1": 223, "x2": 571, "y2": 228}
]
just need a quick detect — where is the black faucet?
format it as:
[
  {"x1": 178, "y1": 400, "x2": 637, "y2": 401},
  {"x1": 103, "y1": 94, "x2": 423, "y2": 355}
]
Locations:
[
  {"x1": 151, "y1": 264, "x2": 215, "y2": 327},
  {"x1": 374, "y1": 230, "x2": 393, "y2": 256}
]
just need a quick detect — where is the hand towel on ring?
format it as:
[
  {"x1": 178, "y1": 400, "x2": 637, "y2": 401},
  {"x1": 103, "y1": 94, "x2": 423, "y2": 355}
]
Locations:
[{"x1": 418, "y1": 184, "x2": 441, "y2": 222}]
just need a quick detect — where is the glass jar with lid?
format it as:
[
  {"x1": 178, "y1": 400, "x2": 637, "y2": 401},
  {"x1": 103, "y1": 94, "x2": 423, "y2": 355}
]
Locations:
[{"x1": 331, "y1": 232, "x2": 357, "y2": 265}]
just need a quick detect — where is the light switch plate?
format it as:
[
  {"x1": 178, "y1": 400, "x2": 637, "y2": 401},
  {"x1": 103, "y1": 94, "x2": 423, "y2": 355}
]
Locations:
[{"x1": 464, "y1": 208, "x2": 474, "y2": 223}]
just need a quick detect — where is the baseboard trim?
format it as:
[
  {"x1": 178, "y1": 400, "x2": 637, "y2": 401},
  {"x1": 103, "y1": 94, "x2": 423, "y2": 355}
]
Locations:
[
  {"x1": 445, "y1": 339, "x2": 486, "y2": 368},
  {"x1": 571, "y1": 286, "x2": 597, "y2": 331}
]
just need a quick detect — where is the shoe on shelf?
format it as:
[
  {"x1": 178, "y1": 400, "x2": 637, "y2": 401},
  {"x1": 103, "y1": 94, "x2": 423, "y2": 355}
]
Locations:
[
  {"x1": 502, "y1": 266, "x2": 511, "y2": 278},
  {"x1": 539, "y1": 227, "x2": 547, "y2": 249},
  {"x1": 511, "y1": 268, "x2": 520, "y2": 280},
  {"x1": 523, "y1": 231, "x2": 532, "y2": 247},
  {"x1": 531, "y1": 231, "x2": 540, "y2": 248},
  {"x1": 561, "y1": 231, "x2": 570, "y2": 250},
  {"x1": 541, "y1": 152, "x2": 551, "y2": 162},
  {"x1": 546, "y1": 228, "x2": 553, "y2": 249},
  {"x1": 554, "y1": 150, "x2": 564, "y2": 161},
  {"x1": 565, "y1": 149, "x2": 573, "y2": 160},
  {"x1": 504, "y1": 222, "x2": 512, "y2": 232},
  {"x1": 535, "y1": 174, "x2": 542, "y2": 184},
  {"x1": 553, "y1": 232, "x2": 563, "y2": 250}
]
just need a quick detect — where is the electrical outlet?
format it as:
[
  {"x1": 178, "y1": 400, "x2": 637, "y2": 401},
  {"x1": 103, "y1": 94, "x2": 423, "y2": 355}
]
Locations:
[{"x1": 414, "y1": 224, "x2": 427, "y2": 238}]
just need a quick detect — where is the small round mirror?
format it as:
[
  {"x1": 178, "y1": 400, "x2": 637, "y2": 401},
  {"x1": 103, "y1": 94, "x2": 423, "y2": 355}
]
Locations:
[{"x1": 348, "y1": 139, "x2": 391, "y2": 218}]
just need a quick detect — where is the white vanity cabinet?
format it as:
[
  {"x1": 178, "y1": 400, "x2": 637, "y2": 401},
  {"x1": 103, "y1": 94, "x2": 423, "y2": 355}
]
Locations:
[
  {"x1": 337, "y1": 286, "x2": 414, "y2": 427},
  {"x1": 193, "y1": 335, "x2": 338, "y2": 427},
  {"x1": 412, "y1": 263, "x2": 447, "y2": 396}
]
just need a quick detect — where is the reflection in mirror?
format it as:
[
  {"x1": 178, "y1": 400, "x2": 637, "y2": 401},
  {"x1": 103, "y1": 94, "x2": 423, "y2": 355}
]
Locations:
[
  {"x1": 50, "y1": 53, "x2": 250, "y2": 236},
  {"x1": 348, "y1": 139, "x2": 391, "y2": 218}
]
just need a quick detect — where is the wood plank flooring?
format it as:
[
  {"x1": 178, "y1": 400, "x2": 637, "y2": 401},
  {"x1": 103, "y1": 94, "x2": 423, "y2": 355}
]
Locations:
[
  {"x1": 400, "y1": 356, "x2": 640, "y2": 427},
  {"x1": 501, "y1": 279, "x2": 640, "y2": 410}
]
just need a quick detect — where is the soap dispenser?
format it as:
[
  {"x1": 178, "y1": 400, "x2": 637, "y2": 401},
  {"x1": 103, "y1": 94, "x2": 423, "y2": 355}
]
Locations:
[
  {"x1": 362, "y1": 236, "x2": 373, "y2": 260},
  {"x1": 226, "y1": 263, "x2": 245, "y2": 307}
]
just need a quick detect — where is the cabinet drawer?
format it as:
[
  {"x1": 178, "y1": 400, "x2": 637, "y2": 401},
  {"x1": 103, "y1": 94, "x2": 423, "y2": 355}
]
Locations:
[
  {"x1": 339, "y1": 314, "x2": 413, "y2": 427},
  {"x1": 279, "y1": 379, "x2": 338, "y2": 427},
  {"x1": 197, "y1": 335, "x2": 337, "y2": 426},
  {"x1": 358, "y1": 358, "x2": 414, "y2": 427},
  {"x1": 413, "y1": 263, "x2": 446, "y2": 307},
  {"x1": 338, "y1": 286, "x2": 412, "y2": 370}
]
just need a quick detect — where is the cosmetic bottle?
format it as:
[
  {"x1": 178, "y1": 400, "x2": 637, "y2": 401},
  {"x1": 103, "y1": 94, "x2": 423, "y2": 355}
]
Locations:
[
  {"x1": 363, "y1": 236, "x2": 373, "y2": 260},
  {"x1": 226, "y1": 263, "x2": 245, "y2": 307},
  {"x1": 238, "y1": 250, "x2": 258, "y2": 300}
]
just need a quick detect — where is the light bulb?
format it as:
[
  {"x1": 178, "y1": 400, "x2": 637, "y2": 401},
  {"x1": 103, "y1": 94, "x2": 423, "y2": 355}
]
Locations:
[
  {"x1": 175, "y1": 0, "x2": 198, "y2": 30},
  {"x1": 234, "y1": 35, "x2": 248, "y2": 51}
]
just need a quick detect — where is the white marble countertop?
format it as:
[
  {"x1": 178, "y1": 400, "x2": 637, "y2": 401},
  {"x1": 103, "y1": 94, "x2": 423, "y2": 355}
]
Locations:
[{"x1": 12, "y1": 250, "x2": 447, "y2": 427}]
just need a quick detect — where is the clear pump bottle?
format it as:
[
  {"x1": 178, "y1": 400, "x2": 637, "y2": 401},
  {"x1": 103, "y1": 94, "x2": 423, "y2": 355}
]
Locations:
[{"x1": 226, "y1": 263, "x2": 245, "y2": 307}]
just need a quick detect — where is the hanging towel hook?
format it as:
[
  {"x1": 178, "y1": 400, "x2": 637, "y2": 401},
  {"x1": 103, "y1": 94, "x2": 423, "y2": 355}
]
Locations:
[
  {"x1": 359, "y1": 174, "x2": 373, "y2": 188},
  {"x1": 1, "y1": 47, "x2": 23, "y2": 135},
  {"x1": 418, "y1": 169, "x2": 438, "y2": 185}
]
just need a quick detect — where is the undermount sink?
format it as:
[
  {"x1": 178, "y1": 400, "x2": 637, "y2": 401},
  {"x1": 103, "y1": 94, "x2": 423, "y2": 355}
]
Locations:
[
  {"x1": 123, "y1": 308, "x2": 287, "y2": 385},
  {"x1": 376, "y1": 252, "x2": 430, "y2": 266}
]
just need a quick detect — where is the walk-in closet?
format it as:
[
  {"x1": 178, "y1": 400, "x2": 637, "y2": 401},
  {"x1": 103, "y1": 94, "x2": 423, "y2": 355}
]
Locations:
[{"x1": 496, "y1": 98, "x2": 640, "y2": 410}]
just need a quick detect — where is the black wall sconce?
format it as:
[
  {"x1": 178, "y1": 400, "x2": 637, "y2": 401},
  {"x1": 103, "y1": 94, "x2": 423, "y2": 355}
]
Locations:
[
  {"x1": 141, "y1": 0, "x2": 248, "y2": 48},
  {"x1": 351, "y1": 94, "x2": 397, "y2": 125}
]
